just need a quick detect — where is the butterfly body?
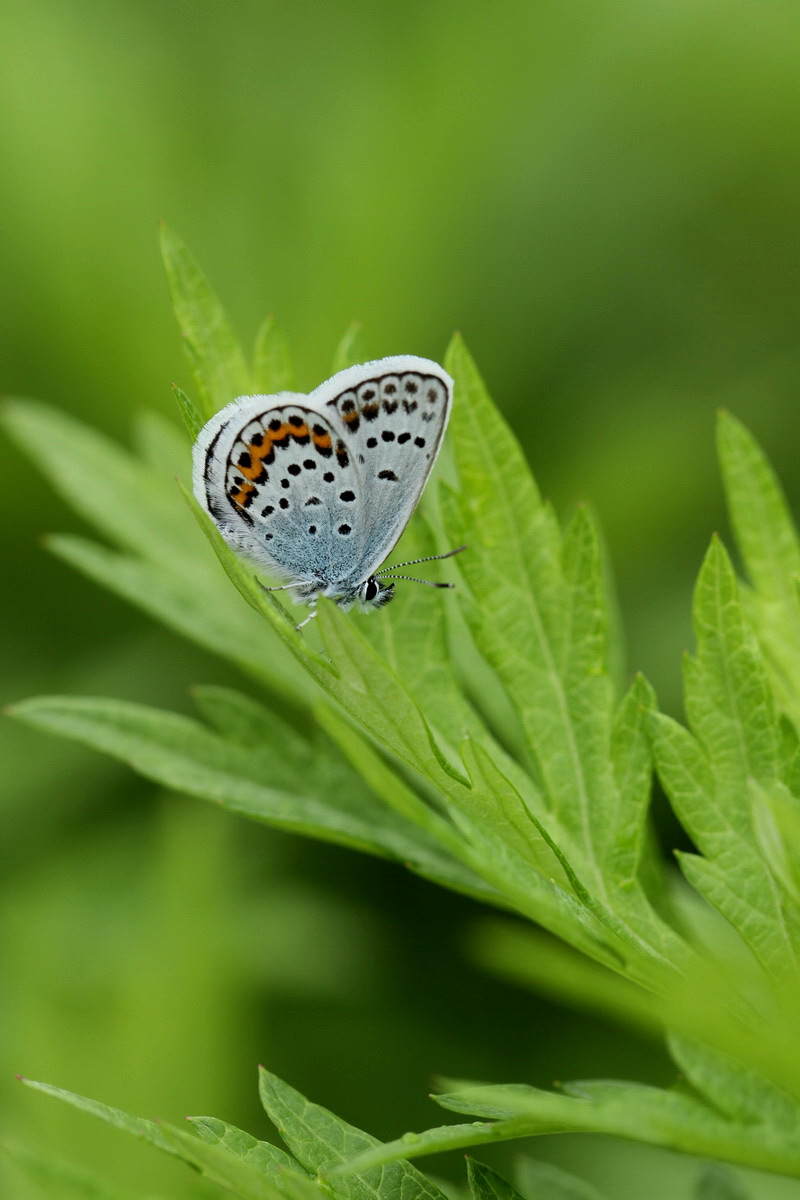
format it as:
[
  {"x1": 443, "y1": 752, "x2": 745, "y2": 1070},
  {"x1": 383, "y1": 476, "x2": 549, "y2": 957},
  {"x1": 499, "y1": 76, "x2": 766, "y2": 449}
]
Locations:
[{"x1": 192, "y1": 356, "x2": 454, "y2": 618}]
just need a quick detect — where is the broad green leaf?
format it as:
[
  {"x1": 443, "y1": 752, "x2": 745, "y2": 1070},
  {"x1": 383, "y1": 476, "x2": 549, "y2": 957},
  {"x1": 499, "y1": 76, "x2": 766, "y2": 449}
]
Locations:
[
  {"x1": 160, "y1": 223, "x2": 250, "y2": 416},
  {"x1": 253, "y1": 316, "x2": 296, "y2": 393},
  {"x1": 331, "y1": 322, "x2": 366, "y2": 374},
  {"x1": 514, "y1": 1157, "x2": 609, "y2": 1200},
  {"x1": 258, "y1": 1069, "x2": 450, "y2": 1200},
  {"x1": 466, "y1": 1159, "x2": 524, "y2": 1200},
  {"x1": 19, "y1": 1078, "x2": 177, "y2": 1159}
]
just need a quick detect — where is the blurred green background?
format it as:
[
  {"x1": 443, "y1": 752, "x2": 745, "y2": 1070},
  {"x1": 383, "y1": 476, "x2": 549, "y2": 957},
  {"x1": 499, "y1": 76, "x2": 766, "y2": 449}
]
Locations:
[{"x1": 3, "y1": 1, "x2": 800, "y2": 1197}]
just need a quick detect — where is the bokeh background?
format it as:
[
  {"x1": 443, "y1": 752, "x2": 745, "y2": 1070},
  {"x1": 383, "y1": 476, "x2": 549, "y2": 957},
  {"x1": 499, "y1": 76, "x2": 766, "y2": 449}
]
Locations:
[{"x1": 3, "y1": 2, "x2": 800, "y2": 1197}]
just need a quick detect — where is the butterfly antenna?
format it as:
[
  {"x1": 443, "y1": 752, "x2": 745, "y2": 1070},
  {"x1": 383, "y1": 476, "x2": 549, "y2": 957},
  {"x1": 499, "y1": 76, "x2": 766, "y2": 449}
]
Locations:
[
  {"x1": 378, "y1": 574, "x2": 454, "y2": 589},
  {"x1": 375, "y1": 545, "x2": 467, "y2": 576}
]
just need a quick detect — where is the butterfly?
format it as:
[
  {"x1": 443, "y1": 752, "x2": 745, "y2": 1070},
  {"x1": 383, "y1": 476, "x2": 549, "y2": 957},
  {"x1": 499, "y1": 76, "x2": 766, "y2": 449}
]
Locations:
[{"x1": 192, "y1": 355, "x2": 463, "y2": 628}]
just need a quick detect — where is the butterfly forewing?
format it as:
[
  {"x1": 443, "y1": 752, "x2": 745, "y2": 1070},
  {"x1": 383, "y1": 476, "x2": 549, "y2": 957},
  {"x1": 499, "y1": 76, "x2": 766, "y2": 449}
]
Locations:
[{"x1": 310, "y1": 357, "x2": 452, "y2": 580}]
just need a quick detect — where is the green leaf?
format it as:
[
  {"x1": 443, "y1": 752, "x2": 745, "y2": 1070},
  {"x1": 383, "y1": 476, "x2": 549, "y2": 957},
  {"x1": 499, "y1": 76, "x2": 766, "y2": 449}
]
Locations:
[
  {"x1": 333, "y1": 1071, "x2": 800, "y2": 1180},
  {"x1": 19, "y1": 1078, "x2": 177, "y2": 1159},
  {"x1": 10, "y1": 692, "x2": 494, "y2": 893},
  {"x1": 717, "y1": 411, "x2": 800, "y2": 614},
  {"x1": 45, "y1": 534, "x2": 311, "y2": 706},
  {"x1": 650, "y1": 537, "x2": 800, "y2": 977},
  {"x1": 718, "y1": 411, "x2": 800, "y2": 738},
  {"x1": 160, "y1": 1123, "x2": 288, "y2": 1200},
  {"x1": 315, "y1": 703, "x2": 504, "y2": 906},
  {"x1": 160, "y1": 222, "x2": 251, "y2": 416},
  {"x1": 355, "y1": 513, "x2": 483, "y2": 752},
  {"x1": 253, "y1": 316, "x2": 296, "y2": 393},
  {"x1": 258, "y1": 1069, "x2": 450, "y2": 1200},
  {"x1": 514, "y1": 1157, "x2": 610, "y2": 1200},
  {"x1": 331, "y1": 322, "x2": 366, "y2": 374},
  {"x1": 668, "y1": 1034, "x2": 800, "y2": 1133},
  {"x1": 466, "y1": 1159, "x2": 524, "y2": 1200},
  {"x1": 189, "y1": 1117, "x2": 308, "y2": 1182},
  {"x1": 9, "y1": 694, "x2": 438, "y2": 862},
  {"x1": 173, "y1": 383, "x2": 205, "y2": 440},
  {"x1": 2, "y1": 398, "x2": 198, "y2": 570},
  {"x1": 324, "y1": 1118, "x2": 545, "y2": 1179}
]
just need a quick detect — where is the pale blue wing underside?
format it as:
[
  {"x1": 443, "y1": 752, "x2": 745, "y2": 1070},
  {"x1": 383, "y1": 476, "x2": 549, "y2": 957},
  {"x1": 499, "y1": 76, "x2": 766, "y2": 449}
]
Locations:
[{"x1": 192, "y1": 356, "x2": 452, "y2": 597}]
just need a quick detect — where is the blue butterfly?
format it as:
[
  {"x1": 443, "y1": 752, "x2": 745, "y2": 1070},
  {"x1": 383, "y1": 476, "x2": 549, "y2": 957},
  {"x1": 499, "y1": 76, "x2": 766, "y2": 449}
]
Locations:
[{"x1": 193, "y1": 356, "x2": 463, "y2": 628}]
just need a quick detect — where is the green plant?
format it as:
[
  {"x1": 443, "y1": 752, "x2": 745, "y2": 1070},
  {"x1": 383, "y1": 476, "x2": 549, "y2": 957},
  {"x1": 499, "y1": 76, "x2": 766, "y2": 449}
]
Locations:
[{"x1": 5, "y1": 228, "x2": 800, "y2": 1198}]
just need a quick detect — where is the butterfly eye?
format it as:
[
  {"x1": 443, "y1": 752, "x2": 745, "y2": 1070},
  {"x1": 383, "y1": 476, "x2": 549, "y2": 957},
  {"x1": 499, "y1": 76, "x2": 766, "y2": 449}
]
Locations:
[{"x1": 362, "y1": 578, "x2": 379, "y2": 603}]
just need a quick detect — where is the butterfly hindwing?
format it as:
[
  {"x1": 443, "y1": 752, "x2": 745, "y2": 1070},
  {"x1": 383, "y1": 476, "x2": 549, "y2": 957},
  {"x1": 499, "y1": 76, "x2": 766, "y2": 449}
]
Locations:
[{"x1": 193, "y1": 396, "x2": 364, "y2": 583}]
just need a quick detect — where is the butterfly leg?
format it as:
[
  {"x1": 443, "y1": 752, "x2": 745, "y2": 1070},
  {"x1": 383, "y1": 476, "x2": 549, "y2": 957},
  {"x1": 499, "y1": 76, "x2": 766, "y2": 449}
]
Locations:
[{"x1": 295, "y1": 600, "x2": 318, "y2": 632}]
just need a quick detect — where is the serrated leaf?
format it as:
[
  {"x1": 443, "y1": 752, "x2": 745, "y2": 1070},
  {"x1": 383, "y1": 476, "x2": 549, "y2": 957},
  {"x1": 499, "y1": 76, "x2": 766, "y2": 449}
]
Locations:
[
  {"x1": 189, "y1": 1117, "x2": 308, "y2": 1182},
  {"x1": 315, "y1": 703, "x2": 503, "y2": 906},
  {"x1": 161, "y1": 1123, "x2": 286, "y2": 1200},
  {"x1": 253, "y1": 316, "x2": 296, "y2": 393},
  {"x1": 160, "y1": 223, "x2": 250, "y2": 416},
  {"x1": 439, "y1": 345, "x2": 643, "y2": 923},
  {"x1": 258, "y1": 1069, "x2": 450, "y2": 1200},
  {"x1": 466, "y1": 1159, "x2": 524, "y2": 1200},
  {"x1": 355, "y1": 514, "x2": 481, "y2": 752},
  {"x1": 331, "y1": 323, "x2": 366, "y2": 374},
  {"x1": 650, "y1": 537, "x2": 800, "y2": 976}
]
